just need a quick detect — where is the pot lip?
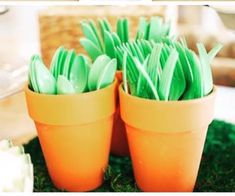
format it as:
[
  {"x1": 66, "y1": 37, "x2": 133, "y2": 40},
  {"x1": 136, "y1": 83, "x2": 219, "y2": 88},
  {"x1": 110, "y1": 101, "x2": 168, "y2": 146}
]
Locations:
[
  {"x1": 119, "y1": 84, "x2": 217, "y2": 104},
  {"x1": 25, "y1": 79, "x2": 117, "y2": 126},
  {"x1": 25, "y1": 79, "x2": 117, "y2": 98},
  {"x1": 119, "y1": 84, "x2": 216, "y2": 132}
]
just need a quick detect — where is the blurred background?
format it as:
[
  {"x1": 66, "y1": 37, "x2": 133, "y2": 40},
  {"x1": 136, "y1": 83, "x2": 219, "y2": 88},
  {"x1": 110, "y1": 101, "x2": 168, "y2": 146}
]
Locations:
[{"x1": 0, "y1": 5, "x2": 235, "y2": 143}]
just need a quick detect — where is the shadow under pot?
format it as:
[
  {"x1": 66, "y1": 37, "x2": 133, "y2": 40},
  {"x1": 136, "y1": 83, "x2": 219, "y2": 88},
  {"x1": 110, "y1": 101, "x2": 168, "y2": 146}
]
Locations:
[
  {"x1": 25, "y1": 80, "x2": 117, "y2": 192},
  {"x1": 119, "y1": 84, "x2": 216, "y2": 192}
]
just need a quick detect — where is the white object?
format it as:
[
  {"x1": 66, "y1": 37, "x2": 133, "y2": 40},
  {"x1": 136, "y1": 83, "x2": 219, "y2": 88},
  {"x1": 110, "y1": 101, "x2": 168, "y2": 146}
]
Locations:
[
  {"x1": 0, "y1": 140, "x2": 33, "y2": 192},
  {"x1": 0, "y1": 64, "x2": 28, "y2": 100}
]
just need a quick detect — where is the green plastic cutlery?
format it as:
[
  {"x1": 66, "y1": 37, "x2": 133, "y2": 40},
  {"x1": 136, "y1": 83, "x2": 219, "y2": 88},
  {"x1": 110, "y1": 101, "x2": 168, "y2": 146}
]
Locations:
[
  {"x1": 29, "y1": 16, "x2": 221, "y2": 100},
  {"x1": 88, "y1": 54, "x2": 117, "y2": 91},
  {"x1": 29, "y1": 56, "x2": 39, "y2": 93},
  {"x1": 104, "y1": 30, "x2": 116, "y2": 59},
  {"x1": 80, "y1": 38, "x2": 103, "y2": 61},
  {"x1": 57, "y1": 75, "x2": 75, "y2": 95},
  {"x1": 81, "y1": 22, "x2": 102, "y2": 51},
  {"x1": 96, "y1": 58, "x2": 117, "y2": 90},
  {"x1": 158, "y1": 49, "x2": 179, "y2": 100},
  {"x1": 69, "y1": 55, "x2": 89, "y2": 93},
  {"x1": 197, "y1": 43, "x2": 223, "y2": 96},
  {"x1": 80, "y1": 18, "x2": 129, "y2": 68},
  {"x1": 29, "y1": 55, "x2": 56, "y2": 94},
  {"x1": 135, "y1": 16, "x2": 170, "y2": 41},
  {"x1": 28, "y1": 47, "x2": 117, "y2": 95},
  {"x1": 80, "y1": 17, "x2": 170, "y2": 70},
  {"x1": 116, "y1": 39, "x2": 222, "y2": 100}
]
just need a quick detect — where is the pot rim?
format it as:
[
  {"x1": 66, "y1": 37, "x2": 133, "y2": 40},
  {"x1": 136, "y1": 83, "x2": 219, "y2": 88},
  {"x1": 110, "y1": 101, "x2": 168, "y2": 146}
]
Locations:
[
  {"x1": 119, "y1": 84, "x2": 217, "y2": 132},
  {"x1": 25, "y1": 80, "x2": 117, "y2": 126}
]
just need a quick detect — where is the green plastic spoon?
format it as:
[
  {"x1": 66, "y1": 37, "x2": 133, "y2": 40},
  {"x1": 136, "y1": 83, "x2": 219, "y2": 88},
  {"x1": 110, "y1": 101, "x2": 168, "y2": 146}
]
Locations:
[
  {"x1": 117, "y1": 19, "x2": 124, "y2": 43},
  {"x1": 57, "y1": 75, "x2": 75, "y2": 95},
  {"x1": 88, "y1": 55, "x2": 111, "y2": 91},
  {"x1": 63, "y1": 50, "x2": 76, "y2": 78},
  {"x1": 69, "y1": 55, "x2": 89, "y2": 93},
  {"x1": 103, "y1": 19, "x2": 112, "y2": 33},
  {"x1": 88, "y1": 20, "x2": 103, "y2": 52},
  {"x1": 97, "y1": 58, "x2": 117, "y2": 90},
  {"x1": 104, "y1": 30, "x2": 116, "y2": 59},
  {"x1": 123, "y1": 18, "x2": 129, "y2": 43},
  {"x1": 80, "y1": 38, "x2": 103, "y2": 61},
  {"x1": 34, "y1": 56, "x2": 56, "y2": 94},
  {"x1": 50, "y1": 46, "x2": 64, "y2": 77},
  {"x1": 111, "y1": 32, "x2": 121, "y2": 46},
  {"x1": 81, "y1": 22, "x2": 102, "y2": 51},
  {"x1": 57, "y1": 49, "x2": 68, "y2": 79},
  {"x1": 29, "y1": 56, "x2": 40, "y2": 93},
  {"x1": 98, "y1": 19, "x2": 112, "y2": 41}
]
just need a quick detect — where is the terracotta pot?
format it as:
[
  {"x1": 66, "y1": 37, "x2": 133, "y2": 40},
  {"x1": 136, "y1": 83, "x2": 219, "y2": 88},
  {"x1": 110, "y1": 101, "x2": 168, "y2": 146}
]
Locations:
[
  {"x1": 119, "y1": 85, "x2": 217, "y2": 192},
  {"x1": 110, "y1": 71, "x2": 130, "y2": 156},
  {"x1": 25, "y1": 81, "x2": 117, "y2": 192}
]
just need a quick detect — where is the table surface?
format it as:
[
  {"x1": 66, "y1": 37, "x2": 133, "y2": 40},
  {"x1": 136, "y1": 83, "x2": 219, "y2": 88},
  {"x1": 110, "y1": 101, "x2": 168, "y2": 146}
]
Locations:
[{"x1": 0, "y1": 85, "x2": 235, "y2": 145}]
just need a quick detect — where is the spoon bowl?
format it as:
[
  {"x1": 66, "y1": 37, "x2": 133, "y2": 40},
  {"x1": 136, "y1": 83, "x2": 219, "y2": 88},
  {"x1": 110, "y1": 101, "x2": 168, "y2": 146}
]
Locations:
[
  {"x1": 34, "y1": 56, "x2": 56, "y2": 94},
  {"x1": 57, "y1": 75, "x2": 75, "y2": 94},
  {"x1": 69, "y1": 55, "x2": 89, "y2": 93},
  {"x1": 97, "y1": 58, "x2": 117, "y2": 90},
  {"x1": 88, "y1": 55, "x2": 111, "y2": 91}
]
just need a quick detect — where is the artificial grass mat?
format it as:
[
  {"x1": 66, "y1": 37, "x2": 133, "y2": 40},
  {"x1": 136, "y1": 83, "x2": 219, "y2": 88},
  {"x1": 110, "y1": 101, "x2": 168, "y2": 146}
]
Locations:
[{"x1": 24, "y1": 120, "x2": 235, "y2": 192}]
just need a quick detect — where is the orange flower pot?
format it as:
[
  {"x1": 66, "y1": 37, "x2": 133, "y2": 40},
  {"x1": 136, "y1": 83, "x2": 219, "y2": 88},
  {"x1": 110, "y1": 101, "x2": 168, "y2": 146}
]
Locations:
[
  {"x1": 119, "y1": 85, "x2": 217, "y2": 192},
  {"x1": 25, "y1": 81, "x2": 117, "y2": 192},
  {"x1": 110, "y1": 71, "x2": 130, "y2": 156}
]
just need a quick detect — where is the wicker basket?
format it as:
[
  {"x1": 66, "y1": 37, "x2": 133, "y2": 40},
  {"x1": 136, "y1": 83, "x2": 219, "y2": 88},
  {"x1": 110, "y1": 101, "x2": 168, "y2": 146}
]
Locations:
[{"x1": 39, "y1": 5, "x2": 178, "y2": 66}]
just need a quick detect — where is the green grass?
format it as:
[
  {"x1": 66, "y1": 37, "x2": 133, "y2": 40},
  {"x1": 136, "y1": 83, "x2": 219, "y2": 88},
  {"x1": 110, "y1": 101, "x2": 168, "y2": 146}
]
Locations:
[{"x1": 24, "y1": 120, "x2": 235, "y2": 192}]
